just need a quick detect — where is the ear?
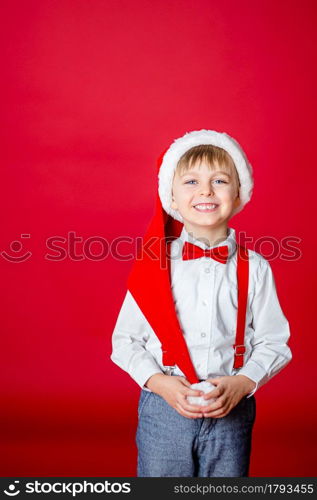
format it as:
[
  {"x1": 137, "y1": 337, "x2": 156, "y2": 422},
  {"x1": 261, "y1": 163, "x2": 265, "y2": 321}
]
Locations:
[
  {"x1": 234, "y1": 195, "x2": 241, "y2": 208},
  {"x1": 171, "y1": 192, "x2": 178, "y2": 210},
  {"x1": 171, "y1": 198, "x2": 178, "y2": 210}
]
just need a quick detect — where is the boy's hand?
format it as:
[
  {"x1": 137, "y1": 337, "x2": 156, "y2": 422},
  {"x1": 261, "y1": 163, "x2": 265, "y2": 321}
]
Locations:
[
  {"x1": 200, "y1": 375, "x2": 256, "y2": 418},
  {"x1": 145, "y1": 374, "x2": 205, "y2": 419}
]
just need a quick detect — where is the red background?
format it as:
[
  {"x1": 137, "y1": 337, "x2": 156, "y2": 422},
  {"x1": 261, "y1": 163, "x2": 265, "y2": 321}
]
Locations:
[{"x1": 1, "y1": 0, "x2": 316, "y2": 476}]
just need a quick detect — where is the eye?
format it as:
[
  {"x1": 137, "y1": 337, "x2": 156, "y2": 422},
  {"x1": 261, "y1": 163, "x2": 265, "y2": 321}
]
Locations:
[
  {"x1": 213, "y1": 179, "x2": 227, "y2": 184},
  {"x1": 184, "y1": 179, "x2": 228, "y2": 185}
]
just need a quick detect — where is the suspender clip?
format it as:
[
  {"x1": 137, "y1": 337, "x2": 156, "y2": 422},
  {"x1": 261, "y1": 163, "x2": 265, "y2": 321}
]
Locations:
[
  {"x1": 164, "y1": 366, "x2": 176, "y2": 376},
  {"x1": 233, "y1": 344, "x2": 246, "y2": 355}
]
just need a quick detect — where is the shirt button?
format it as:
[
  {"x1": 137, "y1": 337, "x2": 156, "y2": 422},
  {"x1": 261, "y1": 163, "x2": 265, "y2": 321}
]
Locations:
[
  {"x1": 202, "y1": 300, "x2": 208, "y2": 306},
  {"x1": 205, "y1": 268, "x2": 210, "y2": 273},
  {"x1": 201, "y1": 332, "x2": 206, "y2": 338}
]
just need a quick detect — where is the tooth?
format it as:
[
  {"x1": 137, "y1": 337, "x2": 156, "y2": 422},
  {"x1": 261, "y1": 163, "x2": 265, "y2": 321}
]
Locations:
[{"x1": 195, "y1": 204, "x2": 216, "y2": 209}]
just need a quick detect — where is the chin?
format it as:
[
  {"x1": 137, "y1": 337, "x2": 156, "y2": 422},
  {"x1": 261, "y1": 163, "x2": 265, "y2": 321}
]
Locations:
[{"x1": 185, "y1": 219, "x2": 219, "y2": 228}]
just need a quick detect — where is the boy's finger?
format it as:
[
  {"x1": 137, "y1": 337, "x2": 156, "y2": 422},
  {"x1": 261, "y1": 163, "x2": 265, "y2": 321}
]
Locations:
[
  {"x1": 206, "y1": 377, "x2": 222, "y2": 385},
  {"x1": 202, "y1": 408, "x2": 226, "y2": 419},
  {"x1": 202, "y1": 401, "x2": 229, "y2": 417},
  {"x1": 203, "y1": 390, "x2": 219, "y2": 400},
  {"x1": 203, "y1": 388, "x2": 223, "y2": 399},
  {"x1": 181, "y1": 400, "x2": 205, "y2": 413},
  {"x1": 201, "y1": 400, "x2": 223, "y2": 413},
  {"x1": 176, "y1": 404, "x2": 203, "y2": 419},
  {"x1": 179, "y1": 377, "x2": 193, "y2": 387},
  {"x1": 185, "y1": 389, "x2": 204, "y2": 397},
  {"x1": 179, "y1": 403, "x2": 202, "y2": 417}
]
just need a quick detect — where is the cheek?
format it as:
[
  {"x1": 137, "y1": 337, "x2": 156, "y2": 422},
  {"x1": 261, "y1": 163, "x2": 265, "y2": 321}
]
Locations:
[
  {"x1": 184, "y1": 191, "x2": 197, "y2": 206},
  {"x1": 174, "y1": 187, "x2": 193, "y2": 203},
  {"x1": 219, "y1": 186, "x2": 237, "y2": 200}
]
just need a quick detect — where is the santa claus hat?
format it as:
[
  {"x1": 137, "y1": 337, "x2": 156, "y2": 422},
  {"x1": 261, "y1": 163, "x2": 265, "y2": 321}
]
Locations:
[
  {"x1": 127, "y1": 129, "x2": 253, "y2": 384},
  {"x1": 158, "y1": 129, "x2": 254, "y2": 222}
]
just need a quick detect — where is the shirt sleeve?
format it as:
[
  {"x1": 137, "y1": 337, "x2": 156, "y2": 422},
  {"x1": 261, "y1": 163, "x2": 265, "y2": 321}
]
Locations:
[
  {"x1": 110, "y1": 290, "x2": 164, "y2": 388},
  {"x1": 238, "y1": 257, "x2": 292, "y2": 397}
]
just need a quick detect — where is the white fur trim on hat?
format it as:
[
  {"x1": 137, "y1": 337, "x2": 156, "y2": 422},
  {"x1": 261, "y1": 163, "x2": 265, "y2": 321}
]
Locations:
[{"x1": 158, "y1": 129, "x2": 254, "y2": 223}]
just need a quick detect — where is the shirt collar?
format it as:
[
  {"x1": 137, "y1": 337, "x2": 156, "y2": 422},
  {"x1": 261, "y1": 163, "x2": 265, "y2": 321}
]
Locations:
[{"x1": 177, "y1": 225, "x2": 237, "y2": 259}]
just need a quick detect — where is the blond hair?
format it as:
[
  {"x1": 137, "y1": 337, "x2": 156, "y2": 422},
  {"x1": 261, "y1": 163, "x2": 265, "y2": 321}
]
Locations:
[{"x1": 176, "y1": 144, "x2": 240, "y2": 189}]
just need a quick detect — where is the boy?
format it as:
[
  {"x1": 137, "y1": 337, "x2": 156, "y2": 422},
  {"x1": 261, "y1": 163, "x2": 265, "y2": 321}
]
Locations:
[{"x1": 110, "y1": 129, "x2": 292, "y2": 477}]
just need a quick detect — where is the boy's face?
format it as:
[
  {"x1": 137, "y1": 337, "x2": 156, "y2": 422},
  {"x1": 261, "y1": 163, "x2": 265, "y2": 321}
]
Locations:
[{"x1": 171, "y1": 160, "x2": 241, "y2": 230}]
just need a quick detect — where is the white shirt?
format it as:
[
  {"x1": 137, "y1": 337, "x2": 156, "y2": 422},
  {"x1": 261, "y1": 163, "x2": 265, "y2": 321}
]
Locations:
[{"x1": 110, "y1": 226, "x2": 292, "y2": 398}]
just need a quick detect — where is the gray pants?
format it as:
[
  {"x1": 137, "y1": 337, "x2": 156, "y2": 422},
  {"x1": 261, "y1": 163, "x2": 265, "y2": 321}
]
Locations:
[{"x1": 136, "y1": 389, "x2": 256, "y2": 477}]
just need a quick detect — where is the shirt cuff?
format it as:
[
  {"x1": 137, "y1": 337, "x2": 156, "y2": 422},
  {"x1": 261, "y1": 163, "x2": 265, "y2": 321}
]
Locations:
[
  {"x1": 245, "y1": 380, "x2": 258, "y2": 398},
  {"x1": 130, "y1": 358, "x2": 164, "y2": 389},
  {"x1": 236, "y1": 360, "x2": 268, "y2": 398}
]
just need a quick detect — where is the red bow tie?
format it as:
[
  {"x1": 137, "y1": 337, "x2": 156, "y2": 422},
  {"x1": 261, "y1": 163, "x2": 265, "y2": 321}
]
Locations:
[{"x1": 182, "y1": 241, "x2": 229, "y2": 264}]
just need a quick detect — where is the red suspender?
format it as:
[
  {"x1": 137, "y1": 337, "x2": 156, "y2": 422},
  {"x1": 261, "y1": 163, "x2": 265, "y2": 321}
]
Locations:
[
  {"x1": 233, "y1": 244, "x2": 249, "y2": 369},
  {"x1": 162, "y1": 240, "x2": 177, "y2": 368},
  {"x1": 162, "y1": 241, "x2": 249, "y2": 372}
]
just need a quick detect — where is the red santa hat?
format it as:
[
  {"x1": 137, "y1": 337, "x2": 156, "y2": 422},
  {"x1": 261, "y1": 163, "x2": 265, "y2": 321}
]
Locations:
[{"x1": 127, "y1": 129, "x2": 254, "y2": 384}]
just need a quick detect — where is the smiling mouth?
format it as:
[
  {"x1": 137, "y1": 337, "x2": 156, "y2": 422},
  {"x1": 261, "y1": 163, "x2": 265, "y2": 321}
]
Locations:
[{"x1": 193, "y1": 203, "x2": 219, "y2": 212}]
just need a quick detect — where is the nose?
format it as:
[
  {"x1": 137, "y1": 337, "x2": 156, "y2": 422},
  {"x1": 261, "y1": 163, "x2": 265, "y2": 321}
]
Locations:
[{"x1": 200, "y1": 181, "x2": 213, "y2": 196}]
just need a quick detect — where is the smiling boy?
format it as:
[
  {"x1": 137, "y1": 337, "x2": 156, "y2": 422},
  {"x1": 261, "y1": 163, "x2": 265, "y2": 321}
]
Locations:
[
  {"x1": 171, "y1": 146, "x2": 240, "y2": 249},
  {"x1": 111, "y1": 129, "x2": 292, "y2": 477}
]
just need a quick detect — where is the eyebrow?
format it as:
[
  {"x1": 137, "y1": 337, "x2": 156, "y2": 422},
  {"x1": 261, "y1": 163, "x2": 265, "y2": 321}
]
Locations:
[{"x1": 180, "y1": 170, "x2": 231, "y2": 177}]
